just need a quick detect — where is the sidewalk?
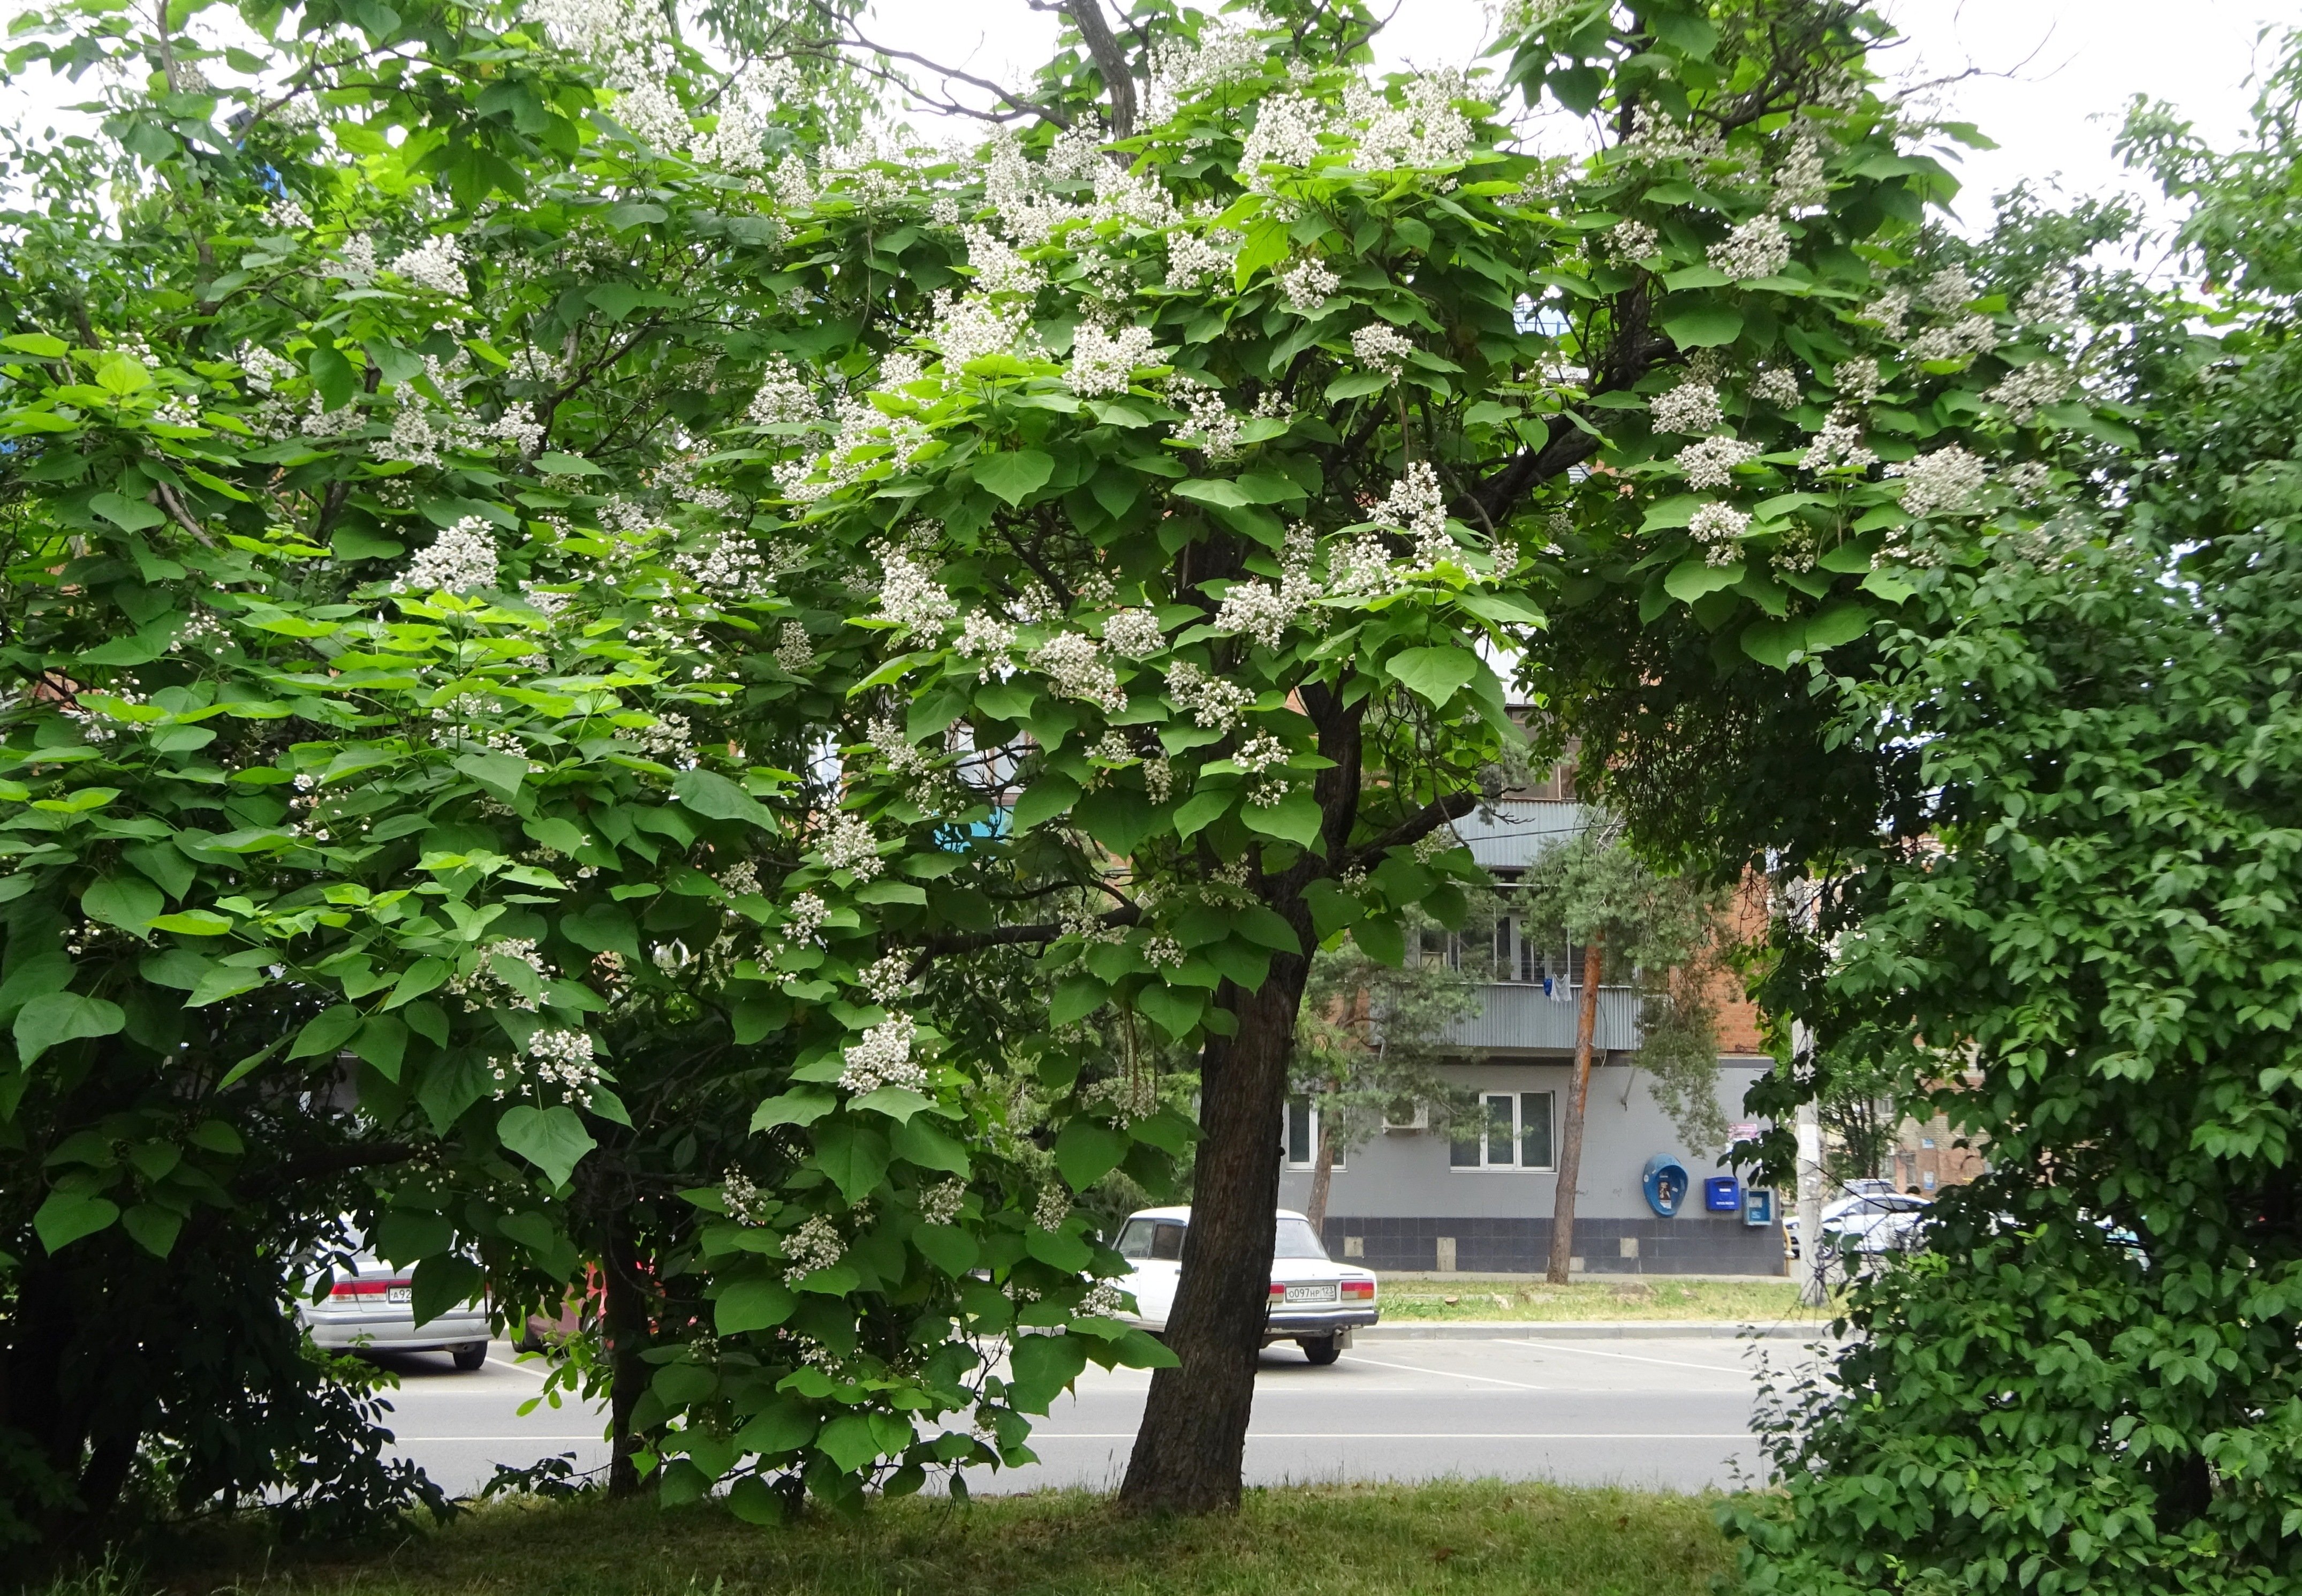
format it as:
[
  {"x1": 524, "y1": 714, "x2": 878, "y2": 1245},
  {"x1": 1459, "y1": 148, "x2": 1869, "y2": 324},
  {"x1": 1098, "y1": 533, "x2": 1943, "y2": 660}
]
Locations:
[{"x1": 1358, "y1": 1319, "x2": 1838, "y2": 1341}]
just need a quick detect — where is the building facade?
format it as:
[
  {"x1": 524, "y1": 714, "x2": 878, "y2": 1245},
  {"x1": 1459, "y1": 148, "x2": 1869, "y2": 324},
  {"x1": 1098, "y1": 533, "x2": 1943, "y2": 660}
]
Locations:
[{"x1": 1277, "y1": 798, "x2": 1789, "y2": 1277}]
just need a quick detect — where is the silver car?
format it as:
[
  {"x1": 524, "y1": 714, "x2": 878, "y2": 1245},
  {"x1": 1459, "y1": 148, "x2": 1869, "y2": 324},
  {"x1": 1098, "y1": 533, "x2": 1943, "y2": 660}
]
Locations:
[{"x1": 299, "y1": 1251, "x2": 491, "y2": 1371}]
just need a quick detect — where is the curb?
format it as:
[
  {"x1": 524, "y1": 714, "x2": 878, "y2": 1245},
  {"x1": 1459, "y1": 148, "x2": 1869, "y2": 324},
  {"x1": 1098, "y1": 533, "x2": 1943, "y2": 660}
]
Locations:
[{"x1": 1355, "y1": 1319, "x2": 1837, "y2": 1341}]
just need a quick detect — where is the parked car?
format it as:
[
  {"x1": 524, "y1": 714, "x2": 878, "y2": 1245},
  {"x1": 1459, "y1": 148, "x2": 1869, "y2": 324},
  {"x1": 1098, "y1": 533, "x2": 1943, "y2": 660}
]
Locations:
[
  {"x1": 1785, "y1": 1190, "x2": 1932, "y2": 1265},
  {"x1": 299, "y1": 1247, "x2": 491, "y2": 1370},
  {"x1": 1112, "y1": 1205, "x2": 1377, "y2": 1365}
]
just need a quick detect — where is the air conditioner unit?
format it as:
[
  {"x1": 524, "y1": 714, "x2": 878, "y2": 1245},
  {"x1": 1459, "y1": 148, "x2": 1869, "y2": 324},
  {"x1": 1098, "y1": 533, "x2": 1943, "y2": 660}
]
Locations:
[{"x1": 1382, "y1": 1099, "x2": 1429, "y2": 1132}]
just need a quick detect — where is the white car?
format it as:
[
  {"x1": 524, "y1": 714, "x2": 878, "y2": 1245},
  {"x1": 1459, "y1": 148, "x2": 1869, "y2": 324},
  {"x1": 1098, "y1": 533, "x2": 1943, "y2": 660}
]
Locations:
[
  {"x1": 1785, "y1": 1191, "x2": 1930, "y2": 1264},
  {"x1": 1112, "y1": 1205, "x2": 1377, "y2": 1365},
  {"x1": 299, "y1": 1250, "x2": 491, "y2": 1370}
]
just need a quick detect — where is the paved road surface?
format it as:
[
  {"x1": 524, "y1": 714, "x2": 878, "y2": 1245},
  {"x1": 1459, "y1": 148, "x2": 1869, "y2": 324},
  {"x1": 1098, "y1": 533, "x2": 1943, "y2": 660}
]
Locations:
[{"x1": 368, "y1": 1334, "x2": 1831, "y2": 1499}]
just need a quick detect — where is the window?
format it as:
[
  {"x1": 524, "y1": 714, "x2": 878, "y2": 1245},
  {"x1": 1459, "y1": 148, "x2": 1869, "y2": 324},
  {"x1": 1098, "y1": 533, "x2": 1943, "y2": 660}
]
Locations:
[
  {"x1": 1284, "y1": 1097, "x2": 1343, "y2": 1170},
  {"x1": 1273, "y1": 1217, "x2": 1329, "y2": 1260},
  {"x1": 1116, "y1": 1219, "x2": 1186, "y2": 1260},
  {"x1": 1450, "y1": 1091, "x2": 1555, "y2": 1170}
]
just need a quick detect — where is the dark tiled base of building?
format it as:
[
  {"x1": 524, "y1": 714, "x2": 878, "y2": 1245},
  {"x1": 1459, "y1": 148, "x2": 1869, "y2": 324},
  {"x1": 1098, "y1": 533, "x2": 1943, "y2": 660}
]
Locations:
[{"x1": 1322, "y1": 1215, "x2": 1788, "y2": 1276}]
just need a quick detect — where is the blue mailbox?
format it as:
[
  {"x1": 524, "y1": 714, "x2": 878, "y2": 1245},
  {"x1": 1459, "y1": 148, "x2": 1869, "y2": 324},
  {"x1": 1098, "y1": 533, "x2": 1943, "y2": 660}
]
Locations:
[
  {"x1": 1641, "y1": 1154, "x2": 1690, "y2": 1218},
  {"x1": 1703, "y1": 1175, "x2": 1742, "y2": 1213},
  {"x1": 1743, "y1": 1187, "x2": 1777, "y2": 1227}
]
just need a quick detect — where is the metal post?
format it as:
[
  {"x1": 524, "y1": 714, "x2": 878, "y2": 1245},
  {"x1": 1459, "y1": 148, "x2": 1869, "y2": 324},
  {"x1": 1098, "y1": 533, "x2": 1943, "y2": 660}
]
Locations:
[{"x1": 1793, "y1": 1019, "x2": 1828, "y2": 1307}]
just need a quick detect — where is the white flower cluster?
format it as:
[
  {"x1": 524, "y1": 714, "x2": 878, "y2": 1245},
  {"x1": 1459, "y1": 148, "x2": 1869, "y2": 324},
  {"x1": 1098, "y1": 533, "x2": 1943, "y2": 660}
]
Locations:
[
  {"x1": 1412, "y1": 826, "x2": 1464, "y2": 864},
  {"x1": 1771, "y1": 133, "x2": 1829, "y2": 213},
  {"x1": 671, "y1": 530, "x2": 765, "y2": 596},
  {"x1": 1169, "y1": 375, "x2": 1243, "y2": 460},
  {"x1": 528, "y1": 1028, "x2": 600, "y2": 1094},
  {"x1": 1675, "y1": 437, "x2": 1760, "y2": 490},
  {"x1": 1345, "y1": 70, "x2": 1473, "y2": 170},
  {"x1": 1688, "y1": 501, "x2": 1752, "y2": 567},
  {"x1": 1373, "y1": 460, "x2": 1454, "y2": 567},
  {"x1": 1144, "y1": 754, "x2": 1174, "y2": 803},
  {"x1": 1240, "y1": 93, "x2": 1327, "y2": 172},
  {"x1": 1906, "y1": 315, "x2": 2001, "y2": 365},
  {"x1": 2003, "y1": 461, "x2": 2054, "y2": 503},
  {"x1": 875, "y1": 543, "x2": 956, "y2": 632},
  {"x1": 928, "y1": 287, "x2": 1035, "y2": 369},
  {"x1": 774, "y1": 392, "x2": 931, "y2": 504},
  {"x1": 722, "y1": 1170, "x2": 775, "y2": 1226},
  {"x1": 1325, "y1": 533, "x2": 1394, "y2": 597},
  {"x1": 1799, "y1": 410, "x2": 1877, "y2": 472},
  {"x1": 394, "y1": 516, "x2": 498, "y2": 594},
  {"x1": 783, "y1": 891, "x2": 829, "y2": 946},
  {"x1": 1277, "y1": 257, "x2": 1339, "y2": 313},
  {"x1": 918, "y1": 1178, "x2": 965, "y2": 1226},
  {"x1": 1031, "y1": 631, "x2": 1127, "y2": 713},
  {"x1": 839, "y1": 1012, "x2": 926, "y2": 1095},
  {"x1": 1069, "y1": 323, "x2": 1158, "y2": 398},
  {"x1": 1351, "y1": 324, "x2": 1415, "y2": 379},
  {"x1": 1101, "y1": 608, "x2": 1164, "y2": 660},
  {"x1": 747, "y1": 354, "x2": 818, "y2": 426},
  {"x1": 1167, "y1": 659, "x2": 1256, "y2": 732},
  {"x1": 781, "y1": 1212, "x2": 845, "y2": 1282},
  {"x1": 266, "y1": 195, "x2": 313, "y2": 231},
  {"x1": 1649, "y1": 380, "x2": 1723, "y2": 435},
  {"x1": 1833, "y1": 355, "x2": 1881, "y2": 404},
  {"x1": 1887, "y1": 444, "x2": 1989, "y2": 518},
  {"x1": 1921, "y1": 267, "x2": 1975, "y2": 311},
  {"x1": 237, "y1": 343, "x2": 298, "y2": 394},
  {"x1": 448, "y1": 936, "x2": 550, "y2": 1012},
  {"x1": 773, "y1": 622, "x2": 815, "y2": 674},
  {"x1": 1708, "y1": 214, "x2": 1791, "y2": 281},
  {"x1": 1214, "y1": 579, "x2": 1300, "y2": 650},
  {"x1": 2019, "y1": 277, "x2": 2077, "y2": 327},
  {"x1": 638, "y1": 710, "x2": 693, "y2": 763},
  {"x1": 1166, "y1": 230, "x2": 1230, "y2": 291},
  {"x1": 1750, "y1": 367, "x2": 1803, "y2": 407},
  {"x1": 1078, "y1": 1281, "x2": 1129, "y2": 1318},
  {"x1": 961, "y1": 224, "x2": 1044, "y2": 298},
  {"x1": 865, "y1": 716, "x2": 938, "y2": 798},
  {"x1": 1141, "y1": 934, "x2": 1184, "y2": 970},
  {"x1": 1986, "y1": 362, "x2": 2066, "y2": 425},
  {"x1": 1032, "y1": 1185, "x2": 1072, "y2": 1233},
  {"x1": 817, "y1": 811, "x2": 884, "y2": 881},
  {"x1": 388, "y1": 234, "x2": 467, "y2": 297},
  {"x1": 1234, "y1": 732, "x2": 1295, "y2": 806},
  {"x1": 860, "y1": 952, "x2": 913, "y2": 1005},
  {"x1": 953, "y1": 609, "x2": 1018, "y2": 678},
  {"x1": 1862, "y1": 289, "x2": 1912, "y2": 339},
  {"x1": 1609, "y1": 217, "x2": 1658, "y2": 262}
]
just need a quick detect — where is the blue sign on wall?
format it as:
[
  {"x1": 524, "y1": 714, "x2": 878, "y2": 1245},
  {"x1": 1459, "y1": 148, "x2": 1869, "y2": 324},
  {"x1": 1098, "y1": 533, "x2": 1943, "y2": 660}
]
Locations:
[{"x1": 1703, "y1": 1176, "x2": 1742, "y2": 1213}]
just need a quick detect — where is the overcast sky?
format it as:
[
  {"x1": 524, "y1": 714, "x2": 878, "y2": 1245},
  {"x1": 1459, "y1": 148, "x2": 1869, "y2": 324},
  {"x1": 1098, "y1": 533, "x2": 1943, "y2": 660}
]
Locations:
[{"x1": 0, "y1": 0, "x2": 2287, "y2": 229}]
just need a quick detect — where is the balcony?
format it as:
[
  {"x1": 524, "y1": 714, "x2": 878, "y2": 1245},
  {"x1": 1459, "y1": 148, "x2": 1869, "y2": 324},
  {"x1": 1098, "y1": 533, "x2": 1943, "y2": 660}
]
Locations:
[{"x1": 1443, "y1": 981, "x2": 1644, "y2": 1054}]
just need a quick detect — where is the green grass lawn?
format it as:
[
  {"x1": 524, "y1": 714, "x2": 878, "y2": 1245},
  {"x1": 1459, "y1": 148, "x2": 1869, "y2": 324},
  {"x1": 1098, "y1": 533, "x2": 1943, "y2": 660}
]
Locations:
[
  {"x1": 1376, "y1": 1275, "x2": 1826, "y2": 1324},
  {"x1": 122, "y1": 1482, "x2": 1736, "y2": 1596}
]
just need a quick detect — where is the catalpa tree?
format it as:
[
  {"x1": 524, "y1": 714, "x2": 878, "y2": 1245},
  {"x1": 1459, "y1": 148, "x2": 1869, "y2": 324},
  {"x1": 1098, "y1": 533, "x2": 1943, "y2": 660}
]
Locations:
[{"x1": 690, "y1": 0, "x2": 2096, "y2": 1514}]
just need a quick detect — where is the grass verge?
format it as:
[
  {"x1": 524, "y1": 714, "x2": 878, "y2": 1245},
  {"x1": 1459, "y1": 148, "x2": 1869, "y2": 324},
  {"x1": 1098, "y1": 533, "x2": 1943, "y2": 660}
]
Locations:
[
  {"x1": 1376, "y1": 1276, "x2": 1825, "y2": 1323},
  {"x1": 134, "y1": 1481, "x2": 1735, "y2": 1596}
]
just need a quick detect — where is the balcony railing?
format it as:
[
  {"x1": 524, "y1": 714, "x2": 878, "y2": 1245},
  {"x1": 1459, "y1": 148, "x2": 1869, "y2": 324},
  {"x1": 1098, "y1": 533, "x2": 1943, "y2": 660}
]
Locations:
[{"x1": 1442, "y1": 982, "x2": 1644, "y2": 1054}]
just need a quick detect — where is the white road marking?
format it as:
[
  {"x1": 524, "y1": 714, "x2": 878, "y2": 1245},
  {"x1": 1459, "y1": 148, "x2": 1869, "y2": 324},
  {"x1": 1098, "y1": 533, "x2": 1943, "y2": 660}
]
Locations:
[
  {"x1": 1018, "y1": 1432, "x2": 1750, "y2": 1441},
  {"x1": 484, "y1": 1357, "x2": 549, "y2": 1379},
  {"x1": 1498, "y1": 1338, "x2": 1760, "y2": 1375},
  {"x1": 1336, "y1": 1352, "x2": 1547, "y2": 1390}
]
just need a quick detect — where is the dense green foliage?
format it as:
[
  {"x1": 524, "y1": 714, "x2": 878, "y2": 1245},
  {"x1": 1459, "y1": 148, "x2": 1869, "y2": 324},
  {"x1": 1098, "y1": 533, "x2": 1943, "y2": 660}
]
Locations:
[{"x1": 1700, "y1": 36, "x2": 2302, "y2": 1595}]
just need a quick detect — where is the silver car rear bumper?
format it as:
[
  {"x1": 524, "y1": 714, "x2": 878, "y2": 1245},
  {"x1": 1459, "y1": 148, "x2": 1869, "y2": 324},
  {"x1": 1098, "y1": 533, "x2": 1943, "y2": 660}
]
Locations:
[
  {"x1": 1262, "y1": 1307, "x2": 1380, "y2": 1341},
  {"x1": 302, "y1": 1308, "x2": 490, "y2": 1352}
]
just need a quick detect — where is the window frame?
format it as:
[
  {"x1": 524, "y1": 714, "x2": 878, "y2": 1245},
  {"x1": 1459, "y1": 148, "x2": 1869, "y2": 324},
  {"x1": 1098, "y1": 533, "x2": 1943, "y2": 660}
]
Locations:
[
  {"x1": 1448, "y1": 1089, "x2": 1556, "y2": 1171},
  {"x1": 1283, "y1": 1095, "x2": 1344, "y2": 1171}
]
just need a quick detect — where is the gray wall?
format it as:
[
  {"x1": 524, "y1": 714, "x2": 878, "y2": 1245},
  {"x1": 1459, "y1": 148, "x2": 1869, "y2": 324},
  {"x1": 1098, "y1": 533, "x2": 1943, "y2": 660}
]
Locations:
[{"x1": 1281, "y1": 1056, "x2": 1785, "y2": 1276}]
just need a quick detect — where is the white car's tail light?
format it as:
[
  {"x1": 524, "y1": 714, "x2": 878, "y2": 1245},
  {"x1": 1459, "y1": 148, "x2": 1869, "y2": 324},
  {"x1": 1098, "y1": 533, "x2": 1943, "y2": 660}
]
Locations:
[
  {"x1": 329, "y1": 1278, "x2": 410, "y2": 1298},
  {"x1": 1341, "y1": 1278, "x2": 1375, "y2": 1300},
  {"x1": 1268, "y1": 1281, "x2": 1286, "y2": 1298}
]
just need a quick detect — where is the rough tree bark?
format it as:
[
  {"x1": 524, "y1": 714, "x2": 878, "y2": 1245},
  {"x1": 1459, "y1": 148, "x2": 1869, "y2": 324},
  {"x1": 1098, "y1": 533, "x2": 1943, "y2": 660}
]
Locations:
[
  {"x1": 602, "y1": 1215, "x2": 652, "y2": 1499},
  {"x1": 1546, "y1": 934, "x2": 1607, "y2": 1284},
  {"x1": 1305, "y1": 1115, "x2": 1336, "y2": 1232},
  {"x1": 1118, "y1": 946, "x2": 1311, "y2": 1514}
]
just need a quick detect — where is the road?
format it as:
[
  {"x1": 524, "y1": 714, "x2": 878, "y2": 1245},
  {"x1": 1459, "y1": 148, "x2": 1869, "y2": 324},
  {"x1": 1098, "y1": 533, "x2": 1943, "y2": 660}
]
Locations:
[{"x1": 367, "y1": 1333, "x2": 1828, "y2": 1499}]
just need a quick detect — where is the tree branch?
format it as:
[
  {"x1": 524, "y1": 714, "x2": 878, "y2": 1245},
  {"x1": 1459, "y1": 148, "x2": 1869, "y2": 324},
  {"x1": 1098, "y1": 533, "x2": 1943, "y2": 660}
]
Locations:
[
  {"x1": 1039, "y1": 0, "x2": 1137, "y2": 139},
  {"x1": 1349, "y1": 789, "x2": 1480, "y2": 870}
]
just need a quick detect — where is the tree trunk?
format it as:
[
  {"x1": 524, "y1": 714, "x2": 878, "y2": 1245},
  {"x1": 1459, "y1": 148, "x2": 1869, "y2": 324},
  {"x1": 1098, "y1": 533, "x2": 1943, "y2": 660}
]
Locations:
[
  {"x1": 602, "y1": 1219, "x2": 650, "y2": 1499},
  {"x1": 1546, "y1": 934, "x2": 1606, "y2": 1285},
  {"x1": 1305, "y1": 1115, "x2": 1335, "y2": 1233},
  {"x1": 1119, "y1": 956, "x2": 1308, "y2": 1514}
]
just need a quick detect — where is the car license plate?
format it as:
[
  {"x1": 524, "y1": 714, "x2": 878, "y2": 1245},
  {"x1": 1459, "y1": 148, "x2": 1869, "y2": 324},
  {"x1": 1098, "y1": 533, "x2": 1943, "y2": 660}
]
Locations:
[
  {"x1": 386, "y1": 1286, "x2": 412, "y2": 1305},
  {"x1": 1283, "y1": 1284, "x2": 1337, "y2": 1304}
]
